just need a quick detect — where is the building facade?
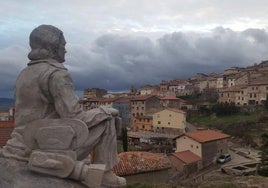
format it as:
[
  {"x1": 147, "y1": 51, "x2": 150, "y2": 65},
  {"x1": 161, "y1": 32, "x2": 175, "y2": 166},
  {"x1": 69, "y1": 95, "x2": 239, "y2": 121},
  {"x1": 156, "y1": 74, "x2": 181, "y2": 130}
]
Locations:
[
  {"x1": 175, "y1": 130, "x2": 230, "y2": 167},
  {"x1": 153, "y1": 108, "x2": 186, "y2": 135}
]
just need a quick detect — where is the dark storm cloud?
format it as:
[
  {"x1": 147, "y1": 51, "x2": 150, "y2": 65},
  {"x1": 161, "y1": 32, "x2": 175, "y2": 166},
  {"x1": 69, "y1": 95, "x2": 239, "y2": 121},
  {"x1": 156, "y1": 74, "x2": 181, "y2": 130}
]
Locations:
[
  {"x1": 67, "y1": 27, "x2": 268, "y2": 92},
  {"x1": 1, "y1": 27, "x2": 268, "y2": 97}
]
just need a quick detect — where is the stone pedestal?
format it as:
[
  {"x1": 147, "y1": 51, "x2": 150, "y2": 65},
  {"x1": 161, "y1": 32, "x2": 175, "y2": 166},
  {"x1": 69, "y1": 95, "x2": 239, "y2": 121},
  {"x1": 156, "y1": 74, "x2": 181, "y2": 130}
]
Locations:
[{"x1": 0, "y1": 157, "x2": 87, "y2": 188}]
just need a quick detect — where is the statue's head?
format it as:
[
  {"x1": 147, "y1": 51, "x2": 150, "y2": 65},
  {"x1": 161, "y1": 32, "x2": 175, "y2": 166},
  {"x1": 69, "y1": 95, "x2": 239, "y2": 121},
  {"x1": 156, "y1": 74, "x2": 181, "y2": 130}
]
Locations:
[{"x1": 28, "y1": 25, "x2": 66, "y2": 63}]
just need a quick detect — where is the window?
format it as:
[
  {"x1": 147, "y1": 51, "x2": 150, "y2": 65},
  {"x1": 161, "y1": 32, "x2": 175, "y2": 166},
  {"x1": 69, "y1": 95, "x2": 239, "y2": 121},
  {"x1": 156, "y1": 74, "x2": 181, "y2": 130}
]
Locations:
[
  {"x1": 254, "y1": 93, "x2": 256, "y2": 98},
  {"x1": 158, "y1": 121, "x2": 161, "y2": 125},
  {"x1": 136, "y1": 107, "x2": 139, "y2": 110},
  {"x1": 196, "y1": 146, "x2": 199, "y2": 149},
  {"x1": 168, "y1": 122, "x2": 170, "y2": 125},
  {"x1": 191, "y1": 145, "x2": 193, "y2": 148},
  {"x1": 252, "y1": 87, "x2": 254, "y2": 90},
  {"x1": 169, "y1": 114, "x2": 172, "y2": 117},
  {"x1": 142, "y1": 107, "x2": 144, "y2": 110}
]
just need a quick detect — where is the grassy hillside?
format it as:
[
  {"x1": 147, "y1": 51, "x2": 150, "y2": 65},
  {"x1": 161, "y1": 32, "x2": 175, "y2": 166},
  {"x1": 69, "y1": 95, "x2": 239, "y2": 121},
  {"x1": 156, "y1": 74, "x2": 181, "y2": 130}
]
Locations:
[{"x1": 187, "y1": 111, "x2": 268, "y2": 147}]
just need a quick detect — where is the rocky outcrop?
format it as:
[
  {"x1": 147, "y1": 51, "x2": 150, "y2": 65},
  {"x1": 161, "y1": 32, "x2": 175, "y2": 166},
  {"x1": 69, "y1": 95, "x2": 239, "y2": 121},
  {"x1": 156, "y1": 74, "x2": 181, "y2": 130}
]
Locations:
[{"x1": 0, "y1": 157, "x2": 86, "y2": 188}]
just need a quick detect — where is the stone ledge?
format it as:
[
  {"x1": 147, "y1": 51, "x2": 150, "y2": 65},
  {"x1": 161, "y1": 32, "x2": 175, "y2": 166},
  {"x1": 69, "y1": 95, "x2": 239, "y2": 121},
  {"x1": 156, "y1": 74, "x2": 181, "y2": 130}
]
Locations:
[{"x1": 0, "y1": 157, "x2": 87, "y2": 188}]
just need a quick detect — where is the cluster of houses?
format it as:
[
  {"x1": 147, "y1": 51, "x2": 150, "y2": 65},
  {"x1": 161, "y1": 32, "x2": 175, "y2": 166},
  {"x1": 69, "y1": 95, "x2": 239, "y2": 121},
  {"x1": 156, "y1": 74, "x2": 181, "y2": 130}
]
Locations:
[
  {"x1": 78, "y1": 61, "x2": 268, "y2": 181},
  {"x1": 1, "y1": 61, "x2": 267, "y2": 182},
  {"x1": 112, "y1": 129, "x2": 230, "y2": 183},
  {"x1": 80, "y1": 61, "x2": 268, "y2": 132}
]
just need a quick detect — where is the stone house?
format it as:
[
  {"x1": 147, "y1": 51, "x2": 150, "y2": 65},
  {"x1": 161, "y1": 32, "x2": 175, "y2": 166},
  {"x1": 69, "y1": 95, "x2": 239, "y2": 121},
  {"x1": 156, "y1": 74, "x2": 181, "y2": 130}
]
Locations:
[
  {"x1": 175, "y1": 129, "x2": 230, "y2": 167},
  {"x1": 218, "y1": 87, "x2": 240, "y2": 104},
  {"x1": 160, "y1": 96, "x2": 182, "y2": 109},
  {"x1": 83, "y1": 88, "x2": 107, "y2": 98},
  {"x1": 246, "y1": 80, "x2": 268, "y2": 105},
  {"x1": 224, "y1": 67, "x2": 242, "y2": 76},
  {"x1": 130, "y1": 95, "x2": 162, "y2": 128},
  {"x1": 216, "y1": 76, "x2": 224, "y2": 90},
  {"x1": 153, "y1": 108, "x2": 186, "y2": 135},
  {"x1": 168, "y1": 79, "x2": 190, "y2": 92},
  {"x1": 98, "y1": 97, "x2": 117, "y2": 106},
  {"x1": 139, "y1": 85, "x2": 159, "y2": 96},
  {"x1": 135, "y1": 115, "x2": 153, "y2": 131},
  {"x1": 160, "y1": 80, "x2": 169, "y2": 93},
  {"x1": 168, "y1": 150, "x2": 202, "y2": 176},
  {"x1": 234, "y1": 72, "x2": 249, "y2": 86}
]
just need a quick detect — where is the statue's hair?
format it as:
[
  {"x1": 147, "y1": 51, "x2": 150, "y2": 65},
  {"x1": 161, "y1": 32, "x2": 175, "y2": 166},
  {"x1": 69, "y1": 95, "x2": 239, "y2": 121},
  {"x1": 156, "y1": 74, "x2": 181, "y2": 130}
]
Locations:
[{"x1": 28, "y1": 25, "x2": 64, "y2": 61}]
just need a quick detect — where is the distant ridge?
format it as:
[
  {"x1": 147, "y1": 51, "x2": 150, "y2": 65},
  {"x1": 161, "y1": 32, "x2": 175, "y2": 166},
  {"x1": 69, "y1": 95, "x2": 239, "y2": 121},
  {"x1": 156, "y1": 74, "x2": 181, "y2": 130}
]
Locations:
[{"x1": 0, "y1": 98, "x2": 14, "y2": 111}]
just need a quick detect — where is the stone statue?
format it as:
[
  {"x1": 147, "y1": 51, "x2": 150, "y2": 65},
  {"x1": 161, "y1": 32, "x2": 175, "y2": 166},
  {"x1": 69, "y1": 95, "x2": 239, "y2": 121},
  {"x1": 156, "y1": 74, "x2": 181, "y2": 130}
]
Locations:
[{"x1": 1, "y1": 25, "x2": 126, "y2": 187}]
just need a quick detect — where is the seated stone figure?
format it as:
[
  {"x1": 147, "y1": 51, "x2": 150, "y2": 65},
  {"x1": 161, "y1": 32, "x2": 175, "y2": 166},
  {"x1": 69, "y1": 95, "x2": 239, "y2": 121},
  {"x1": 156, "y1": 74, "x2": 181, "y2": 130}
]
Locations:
[{"x1": 1, "y1": 25, "x2": 126, "y2": 187}]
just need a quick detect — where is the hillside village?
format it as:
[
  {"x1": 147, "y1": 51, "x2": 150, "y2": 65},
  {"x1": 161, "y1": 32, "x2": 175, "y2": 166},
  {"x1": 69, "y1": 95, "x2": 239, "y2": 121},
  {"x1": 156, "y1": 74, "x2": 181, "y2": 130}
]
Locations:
[
  {"x1": 1, "y1": 61, "x2": 268, "y2": 186},
  {"x1": 80, "y1": 60, "x2": 268, "y2": 129},
  {"x1": 79, "y1": 60, "x2": 268, "y2": 183}
]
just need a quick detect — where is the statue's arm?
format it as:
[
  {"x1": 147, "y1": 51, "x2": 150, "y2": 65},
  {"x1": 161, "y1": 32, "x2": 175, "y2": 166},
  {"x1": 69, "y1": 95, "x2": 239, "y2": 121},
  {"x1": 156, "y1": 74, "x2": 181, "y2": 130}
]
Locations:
[{"x1": 49, "y1": 70, "x2": 111, "y2": 128}]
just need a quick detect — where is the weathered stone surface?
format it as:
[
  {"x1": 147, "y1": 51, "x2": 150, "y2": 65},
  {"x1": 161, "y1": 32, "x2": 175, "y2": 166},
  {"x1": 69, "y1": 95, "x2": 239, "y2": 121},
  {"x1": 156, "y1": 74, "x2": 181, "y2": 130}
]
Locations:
[{"x1": 0, "y1": 157, "x2": 87, "y2": 188}]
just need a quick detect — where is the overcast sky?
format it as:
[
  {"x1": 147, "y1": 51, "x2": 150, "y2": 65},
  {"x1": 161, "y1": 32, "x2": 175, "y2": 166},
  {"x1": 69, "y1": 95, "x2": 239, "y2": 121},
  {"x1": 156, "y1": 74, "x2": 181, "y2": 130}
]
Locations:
[{"x1": 1, "y1": 0, "x2": 268, "y2": 98}]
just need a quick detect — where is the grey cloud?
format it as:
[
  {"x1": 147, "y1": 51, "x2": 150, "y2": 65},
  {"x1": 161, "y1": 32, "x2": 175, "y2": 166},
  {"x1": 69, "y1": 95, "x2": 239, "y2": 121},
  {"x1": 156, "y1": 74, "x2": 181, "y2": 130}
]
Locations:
[
  {"x1": 0, "y1": 45, "x2": 28, "y2": 96},
  {"x1": 67, "y1": 28, "x2": 268, "y2": 92},
  {"x1": 1, "y1": 27, "x2": 268, "y2": 98}
]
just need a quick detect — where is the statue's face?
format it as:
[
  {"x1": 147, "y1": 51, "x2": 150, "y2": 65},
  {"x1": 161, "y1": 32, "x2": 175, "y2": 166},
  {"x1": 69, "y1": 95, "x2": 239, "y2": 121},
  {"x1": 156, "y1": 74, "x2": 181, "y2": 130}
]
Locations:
[{"x1": 57, "y1": 35, "x2": 66, "y2": 63}]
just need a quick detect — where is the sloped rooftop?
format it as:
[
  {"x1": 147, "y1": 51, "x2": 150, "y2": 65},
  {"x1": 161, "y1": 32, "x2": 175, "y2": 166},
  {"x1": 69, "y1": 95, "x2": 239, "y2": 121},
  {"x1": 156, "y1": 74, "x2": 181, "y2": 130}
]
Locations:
[
  {"x1": 181, "y1": 129, "x2": 230, "y2": 143},
  {"x1": 113, "y1": 151, "x2": 171, "y2": 176},
  {"x1": 172, "y1": 150, "x2": 201, "y2": 164}
]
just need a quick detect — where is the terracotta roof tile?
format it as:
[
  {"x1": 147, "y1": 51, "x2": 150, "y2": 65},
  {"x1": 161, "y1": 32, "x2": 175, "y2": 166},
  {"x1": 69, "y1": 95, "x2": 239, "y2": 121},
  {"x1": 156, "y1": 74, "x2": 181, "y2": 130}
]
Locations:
[
  {"x1": 0, "y1": 121, "x2": 14, "y2": 127},
  {"x1": 0, "y1": 126, "x2": 13, "y2": 146},
  {"x1": 182, "y1": 130, "x2": 230, "y2": 143},
  {"x1": 113, "y1": 151, "x2": 171, "y2": 176},
  {"x1": 130, "y1": 95, "x2": 158, "y2": 101},
  {"x1": 160, "y1": 96, "x2": 180, "y2": 100},
  {"x1": 172, "y1": 150, "x2": 201, "y2": 164}
]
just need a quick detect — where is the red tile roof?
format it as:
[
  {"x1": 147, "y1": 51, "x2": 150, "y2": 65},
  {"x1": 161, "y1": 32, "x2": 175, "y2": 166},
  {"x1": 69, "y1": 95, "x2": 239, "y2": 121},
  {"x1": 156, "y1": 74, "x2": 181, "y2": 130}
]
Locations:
[
  {"x1": 160, "y1": 96, "x2": 180, "y2": 100},
  {"x1": 0, "y1": 126, "x2": 14, "y2": 146},
  {"x1": 130, "y1": 95, "x2": 159, "y2": 101},
  {"x1": 113, "y1": 151, "x2": 171, "y2": 176},
  {"x1": 172, "y1": 150, "x2": 201, "y2": 164},
  {"x1": 182, "y1": 130, "x2": 230, "y2": 143},
  {"x1": 0, "y1": 121, "x2": 14, "y2": 127}
]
